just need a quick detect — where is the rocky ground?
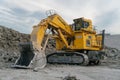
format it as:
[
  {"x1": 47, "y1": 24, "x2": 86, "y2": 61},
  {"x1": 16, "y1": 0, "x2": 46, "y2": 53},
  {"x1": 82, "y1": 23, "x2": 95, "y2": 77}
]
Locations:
[
  {"x1": 0, "y1": 25, "x2": 120, "y2": 80},
  {"x1": 102, "y1": 46, "x2": 120, "y2": 69},
  {"x1": 103, "y1": 34, "x2": 120, "y2": 69},
  {"x1": 0, "y1": 26, "x2": 56, "y2": 67},
  {"x1": 0, "y1": 65, "x2": 120, "y2": 80},
  {"x1": 0, "y1": 25, "x2": 30, "y2": 68}
]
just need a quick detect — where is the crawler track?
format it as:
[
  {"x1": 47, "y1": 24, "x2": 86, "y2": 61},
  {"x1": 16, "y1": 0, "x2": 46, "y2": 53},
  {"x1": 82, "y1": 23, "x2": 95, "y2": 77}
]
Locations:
[{"x1": 47, "y1": 52, "x2": 89, "y2": 65}]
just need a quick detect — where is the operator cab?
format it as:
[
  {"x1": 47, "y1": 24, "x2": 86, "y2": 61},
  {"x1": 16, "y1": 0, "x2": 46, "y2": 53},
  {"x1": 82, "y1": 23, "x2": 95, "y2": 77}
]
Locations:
[{"x1": 72, "y1": 18, "x2": 89, "y2": 31}]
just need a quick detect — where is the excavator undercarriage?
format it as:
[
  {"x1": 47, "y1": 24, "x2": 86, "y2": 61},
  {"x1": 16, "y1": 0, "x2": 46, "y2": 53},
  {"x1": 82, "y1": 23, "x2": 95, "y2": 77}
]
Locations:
[{"x1": 13, "y1": 43, "x2": 103, "y2": 69}]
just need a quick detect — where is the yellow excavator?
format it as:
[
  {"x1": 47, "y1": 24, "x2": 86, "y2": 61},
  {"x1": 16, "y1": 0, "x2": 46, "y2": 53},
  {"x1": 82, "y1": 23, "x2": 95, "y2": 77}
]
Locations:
[{"x1": 13, "y1": 12, "x2": 105, "y2": 70}]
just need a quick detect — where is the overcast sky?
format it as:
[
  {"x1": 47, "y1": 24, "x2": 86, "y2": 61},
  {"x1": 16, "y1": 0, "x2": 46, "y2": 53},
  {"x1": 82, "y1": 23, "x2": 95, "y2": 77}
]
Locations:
[{"x1": 0, "y1": 0, "x2": 120, "y2": 34}]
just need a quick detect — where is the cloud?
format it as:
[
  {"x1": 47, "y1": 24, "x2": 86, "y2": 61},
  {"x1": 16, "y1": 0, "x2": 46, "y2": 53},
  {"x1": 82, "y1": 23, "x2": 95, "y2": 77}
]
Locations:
[
  {"x1": 0, "y1": 0, "x2": 120, "y2": 34},
  {"x1": 3, "y1": 0, "x2": 51, "y2": 12},
  {"x1": 0, "y1": 2, "x2": 42, "y2": 33}
]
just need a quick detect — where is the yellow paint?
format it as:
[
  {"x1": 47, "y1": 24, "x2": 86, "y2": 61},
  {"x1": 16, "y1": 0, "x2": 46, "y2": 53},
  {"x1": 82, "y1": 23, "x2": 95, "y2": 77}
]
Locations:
[{"x1": 30, "y1": 13, "x2": 103, "y2": 51}]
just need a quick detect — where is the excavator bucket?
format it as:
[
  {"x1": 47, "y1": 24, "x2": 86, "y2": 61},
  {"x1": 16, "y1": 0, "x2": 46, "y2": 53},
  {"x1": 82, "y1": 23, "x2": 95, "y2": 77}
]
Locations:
[{"x1": 12, "y1": 42, "x2": 46, "y2": 69}]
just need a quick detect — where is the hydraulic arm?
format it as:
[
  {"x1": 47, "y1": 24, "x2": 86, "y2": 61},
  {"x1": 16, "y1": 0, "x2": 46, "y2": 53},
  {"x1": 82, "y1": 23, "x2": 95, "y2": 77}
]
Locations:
[{"x1": 31, "y1": 14, "x2": 74, "y2": 51}]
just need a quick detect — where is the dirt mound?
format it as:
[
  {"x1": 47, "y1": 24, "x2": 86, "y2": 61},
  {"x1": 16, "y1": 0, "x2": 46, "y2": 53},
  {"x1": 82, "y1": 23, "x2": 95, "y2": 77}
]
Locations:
[
  {"x1": 0, "y1": 25, "x2": 30, "y2": 67},
  {"x1": 0, "y1": 25, "x2": 55, "y2": 67},
  {"x1": 103, "y1": 46, "x2": 120, "y2": 68}
]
